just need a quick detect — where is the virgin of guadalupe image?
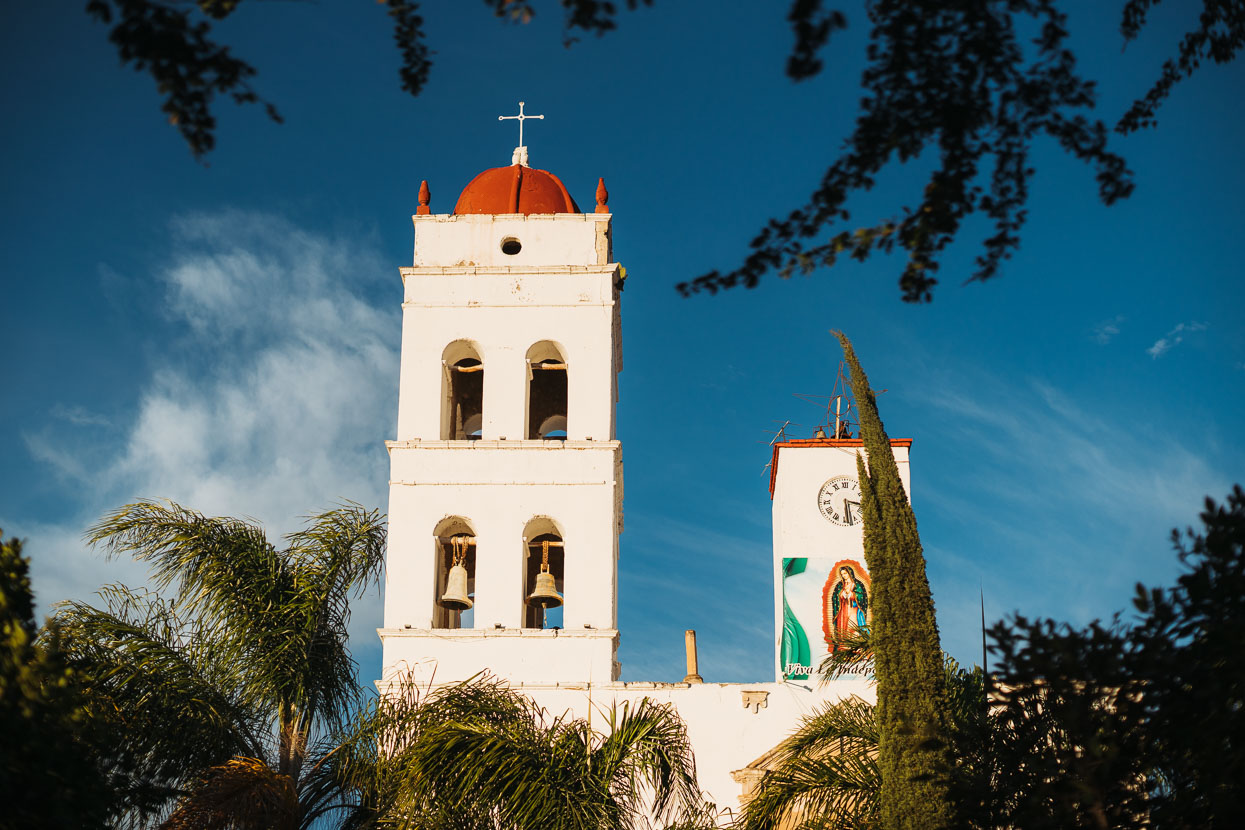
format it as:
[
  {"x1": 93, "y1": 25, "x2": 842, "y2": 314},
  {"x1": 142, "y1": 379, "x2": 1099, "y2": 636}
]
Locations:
[{"x1": 822, "y1": 562, "x2": 870, "y2": 651}]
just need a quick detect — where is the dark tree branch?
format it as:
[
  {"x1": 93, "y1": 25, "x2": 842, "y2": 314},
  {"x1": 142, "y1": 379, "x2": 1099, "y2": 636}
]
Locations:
[
  {"x1": 679, "y1": 1, "x2": 1135, "y2": 302},
  {"x1": 483, "y1": 0, "x2": 653, "y2": 43},
  {"x1": 86, "y1": 0, "x2": 282, "y2": 160},
  {"x1": 384, "y1": 0, "x2": 433, "y2": 97},
  {"x1": 1117, "y1": 0, "x2": 1245, "y2": 133},
  {"x1": 786, "y1": 0, "x2": 848, "y2": 80},
  {"x1": 86, "y1": 0, "x2": 1237, "y2": 303}
]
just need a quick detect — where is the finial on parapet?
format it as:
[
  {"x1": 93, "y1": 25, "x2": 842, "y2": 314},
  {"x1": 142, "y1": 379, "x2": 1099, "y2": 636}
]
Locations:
[
  {"x1": 595, "y1": 177, "x2": 609, "y2": 213},
  {"x1": 417, "y1": 180, "x2": 431, "y2": 215}
]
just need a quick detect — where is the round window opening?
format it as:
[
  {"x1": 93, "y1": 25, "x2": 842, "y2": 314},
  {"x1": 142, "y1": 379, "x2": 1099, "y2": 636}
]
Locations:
[{"x1": 500, "y1": 238, "x2": 522, "y2": 255}]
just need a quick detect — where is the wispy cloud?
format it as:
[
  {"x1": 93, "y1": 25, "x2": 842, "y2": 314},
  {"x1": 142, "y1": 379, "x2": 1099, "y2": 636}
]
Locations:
[
  {"x1": 1091, "y1": 315, "x2": 1124, "y2": 345},
  {"x1": 897, "y1": 361, "x2": 1235, "y2": 665},
  {"x1": 49, "y1": 404, "x2": 111, "y2": 427},
  {"x1": 924, "y1": 376, "x2": 1226, "y2": 548},
  {"x1": 1147, "y1": 321, "x2": 1208, "y2": 358},
  {"x1": 12, "y1": 210, "x2": 398, "y2": 653}
]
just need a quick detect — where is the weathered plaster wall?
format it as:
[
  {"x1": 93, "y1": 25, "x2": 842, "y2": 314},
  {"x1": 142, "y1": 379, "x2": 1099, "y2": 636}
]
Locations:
[{"x1": 382, "y1": 212, "x2": 624, "y2": 686}]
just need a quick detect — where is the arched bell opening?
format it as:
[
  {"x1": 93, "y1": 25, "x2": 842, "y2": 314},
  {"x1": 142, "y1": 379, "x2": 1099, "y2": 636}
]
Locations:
[
  {"x1": 441, "y1": 340, "x2": 484, "y2": 441},
  {"x1": 526, "y1": 341, "x2": 568, "y2": 440},
  {"x1": 521, "y1": 517, "x2": 565, "y2": 630},
  {"x1": 432, "y1": 516, "x2": 476, "y2": 629}
]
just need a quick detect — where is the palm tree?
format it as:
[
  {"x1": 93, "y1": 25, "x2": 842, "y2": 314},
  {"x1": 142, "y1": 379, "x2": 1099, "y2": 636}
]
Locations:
[
  {"x1": 56, "y1": 499, "x2": 387, "y2": 827},
  {"x1": 735, "y1": 629, "x2": 988, "y2": 830},
  {"x1": 339, "y1": 674, "x2": 716, "y2": 830},
  {"x1": 56, "y1": 500, "x2": 714, "y2": 829},
  {"x1": 736, "y1": 695, "x2": 881, "y2": 830}
]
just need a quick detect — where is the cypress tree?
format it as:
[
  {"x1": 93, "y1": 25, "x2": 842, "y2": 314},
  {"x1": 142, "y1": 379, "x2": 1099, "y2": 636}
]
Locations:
[{"x1": 834, "y1": 331, "x2": 955, "y2": 829}]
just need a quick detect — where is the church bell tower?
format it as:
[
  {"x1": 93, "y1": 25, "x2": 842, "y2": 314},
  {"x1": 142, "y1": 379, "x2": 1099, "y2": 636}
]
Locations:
[{"x1": 379, "y1": 143, "x2": 624, "y2": 688}]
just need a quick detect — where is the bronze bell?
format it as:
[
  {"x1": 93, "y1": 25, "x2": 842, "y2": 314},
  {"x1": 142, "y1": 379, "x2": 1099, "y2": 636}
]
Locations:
[
  {"x1": 440, "y1": 563, "x2": 473, "y2": 610},
  {"x1": 527, "y1": 564, "x2": 563, "y2": 608}
]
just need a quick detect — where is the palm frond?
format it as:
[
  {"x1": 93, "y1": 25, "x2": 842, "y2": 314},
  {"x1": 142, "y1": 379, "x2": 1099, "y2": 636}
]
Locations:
[
  {"x1": 284, "y1": 502, "x2": 386, "y2": 616},
  {"x1": 592, "y1": 697, "x2": 703, "y2": 827},
  {"x1": 274, "y1": 503, "x2": 386, "y2": 735},
  {"x1": 660, "y1": 801, "x2": 724, "y2": 830},
  {"x1": 743, "y1": 754, "x2": 880, "y2": 830},
  {"x1": 86, "y1": 501, "x2": 281, "y2": 623},
  {"x1": 420, "y1": 714, "x2": 597, "y2": 829},
  {"x1": 86, "y1": 501, "x2": 385, "y2": 750},
  {"x1": 323, "y1": 674, "x2": 537, "y2": 828},
  {"x1": 53, "y1": 587, "x2": 264, "y2": 821},
  {"x1": 738, "y1": 696, "x2": 881, "y2": 830},
  {"x1": 817, "y1": 625, "x2": 874, "y2": 684},
  {"x1": 72, "y1": 500, "x2": 399, "y2": 829},
  {"x1": 363, "y1": 674, "x2": 707, "y2": 830},
  {"x1": 86, "y1": 501, "x2": 294, "y2": 705},
  {"x1": 776, "y1": 696, "x2": 879, "y2": 761},
  {"x1": 161, "y1": 757, "x2": 298, "y2": 830}
]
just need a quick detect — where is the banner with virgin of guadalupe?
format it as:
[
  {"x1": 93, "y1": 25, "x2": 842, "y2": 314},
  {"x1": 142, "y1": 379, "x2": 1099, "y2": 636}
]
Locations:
[{"x1": 780, "y1": 557, "x2": 871, "y2": 680}]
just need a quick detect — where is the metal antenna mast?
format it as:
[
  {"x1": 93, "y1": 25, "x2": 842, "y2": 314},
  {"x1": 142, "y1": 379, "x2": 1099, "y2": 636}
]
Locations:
[
  {"x1": 792, "y1": 359, "x2": 884, "y2": 440},
  {"x1": 759, "y1": 420, "x2": 800, "y2": 476}
]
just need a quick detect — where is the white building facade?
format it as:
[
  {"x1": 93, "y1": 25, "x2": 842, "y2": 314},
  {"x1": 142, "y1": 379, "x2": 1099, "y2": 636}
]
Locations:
[{"x1": 378, "y1": 152, "x2": 909, "y2": 819}]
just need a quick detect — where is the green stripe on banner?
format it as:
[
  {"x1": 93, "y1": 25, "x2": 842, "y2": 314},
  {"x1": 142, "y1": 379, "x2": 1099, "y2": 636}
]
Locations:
[{"x1": 781, "y1": 558, "x2": 810, "y2": 679}]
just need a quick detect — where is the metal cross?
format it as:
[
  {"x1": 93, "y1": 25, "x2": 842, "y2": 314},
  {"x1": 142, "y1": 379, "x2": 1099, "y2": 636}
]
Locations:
[{"x1": 498, "y1": 101, "x2": 544, "y2": 148}]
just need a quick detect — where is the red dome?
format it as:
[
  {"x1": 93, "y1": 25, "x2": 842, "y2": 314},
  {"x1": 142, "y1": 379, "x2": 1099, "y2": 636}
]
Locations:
[{"x1": 453, "y1": 165, "x2": 581, "y2": 215}]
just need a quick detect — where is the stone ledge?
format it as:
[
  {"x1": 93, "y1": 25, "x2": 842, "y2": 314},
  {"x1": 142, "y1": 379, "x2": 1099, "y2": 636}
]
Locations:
[
  {"x1": 385, "y1": 439, "x2": 621, "y2": 451},
  {"x1": 378, "y1": 627, "x2": 619, "y2": 640},
  {"x1": 401, "y1": 265, "x2": 616, "y2": 276},
  {"x1": 412, "y1": 213, "x2": 610, "y2": 223}
]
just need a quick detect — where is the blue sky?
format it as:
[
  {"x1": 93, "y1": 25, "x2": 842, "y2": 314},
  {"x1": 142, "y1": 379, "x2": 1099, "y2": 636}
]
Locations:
[{"x1": 2, "y1": 1, "x2": 1242, "y2": 686}]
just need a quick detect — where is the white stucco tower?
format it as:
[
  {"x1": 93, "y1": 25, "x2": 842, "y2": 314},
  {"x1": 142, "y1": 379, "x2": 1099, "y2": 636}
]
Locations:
[
  {"x1": 379, "y1": 157, "x2": 624, "y2": 688},
  {"x1": 768, "y1": 432, "x2": 911, "y2": 682}
]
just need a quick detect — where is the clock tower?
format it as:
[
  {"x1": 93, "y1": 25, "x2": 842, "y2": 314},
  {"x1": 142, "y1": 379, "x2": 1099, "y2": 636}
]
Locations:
[{"x1": 767, "y1": 428, "x2": 911, "y2": 681}]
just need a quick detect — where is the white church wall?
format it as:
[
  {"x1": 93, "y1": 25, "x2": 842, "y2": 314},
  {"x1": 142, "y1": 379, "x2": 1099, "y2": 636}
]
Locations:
[
  {"x1": 383, "y1": 446, "x2": 621, "y2": 632},
  {"x1": 379, "y1": 628, "x2": 619, "y2": 688},
  {"x1": 395, "y1": 270, "x2": 620, "y2": 442},
  {"x1": 411, "y1": 213, "x2": 610, "y2": 268}
]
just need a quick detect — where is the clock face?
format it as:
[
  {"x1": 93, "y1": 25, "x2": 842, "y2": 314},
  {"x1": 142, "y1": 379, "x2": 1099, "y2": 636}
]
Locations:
[{"x1": 818, "y1": 476, "x2": 862, "y2": 526}]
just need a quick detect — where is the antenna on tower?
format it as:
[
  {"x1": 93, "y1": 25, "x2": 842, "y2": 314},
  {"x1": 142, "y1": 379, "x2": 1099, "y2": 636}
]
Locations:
[
  {"x1": 759, "y1": 420, "x2": 800, "y2": 476},
  {"x1": 793, "y1": 359, "x2": 885, "y2": 440}
]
